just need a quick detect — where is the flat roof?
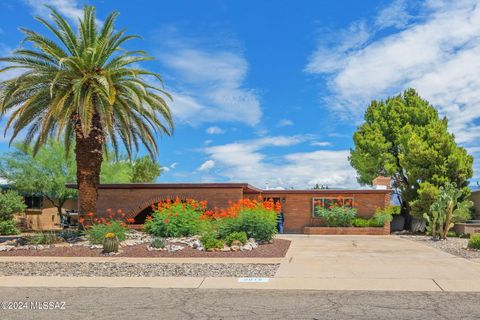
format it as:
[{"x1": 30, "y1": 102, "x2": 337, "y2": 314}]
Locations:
[
  {"x1": 66, "y1": 183, "x2": 390, "y2": 194},
  {"x1": 66, "y1": 182, "x2": 263, "y2": 193},
  {"x1": 262, "y1": 189, "x2": 391, "y2": 194}
]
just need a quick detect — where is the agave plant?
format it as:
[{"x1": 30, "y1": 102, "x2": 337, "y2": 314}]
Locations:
[{"x1": 0, "y1": 6, "x2": 173, "y2": 218}]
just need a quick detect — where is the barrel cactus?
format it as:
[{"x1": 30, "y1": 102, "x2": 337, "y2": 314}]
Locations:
[{"x1": 102, "y1": 232, "x2": 119, "y2": 253}]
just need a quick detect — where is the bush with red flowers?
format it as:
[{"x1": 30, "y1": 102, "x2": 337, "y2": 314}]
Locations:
[
  {"x1": 145, "y1": 197, "x2": 280, "y2": 242},
  {"x1": 82, "y1": 209, "x2": 132, "y2": 244},
  {"x1": 144, "y1": 198, "x2": 210, "y2": 237}
]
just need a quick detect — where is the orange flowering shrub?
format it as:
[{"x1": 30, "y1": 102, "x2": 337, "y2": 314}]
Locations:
[
  {"x1": 144, "y1": 197, "x2": 209, "y2": 237},
  {"x1": 144, "y1": 197, "x2": 280, "y2": 241},
  {"x1": 201, "y1": 198, "x2": 281, "y2": 220},
  {"x1": 215, "y1": 197, "x2": 279, "y2": 241}
]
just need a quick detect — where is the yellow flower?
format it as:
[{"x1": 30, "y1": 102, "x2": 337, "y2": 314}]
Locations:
[{"x1": 104, "y1": 233, "x2": 116, "y2": 238}]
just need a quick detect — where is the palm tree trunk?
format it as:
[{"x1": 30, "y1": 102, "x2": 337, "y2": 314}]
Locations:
[{"x1": 74, "y1": 112, "x2": 104, "y2": 221}]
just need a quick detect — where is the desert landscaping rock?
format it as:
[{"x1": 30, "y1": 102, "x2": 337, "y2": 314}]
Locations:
[
  {"x1": 0, "y1": 239, "x2": 290, "y2": 258},
  {"x1": 399, "y1": 234, "x2": 480, "y2": 259},
  {"x1": 0, "y1": 262, "x2": 279, "y2": 277}
]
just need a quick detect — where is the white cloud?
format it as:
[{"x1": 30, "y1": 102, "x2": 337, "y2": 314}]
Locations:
[
  {"x1": 23, "y1": 0, "x2": 84, "y2": 21},
  {"x1": 197, "y1": 159, "x2": 215, "y2": 172},
  {"x1": 158, "y1": 45, "x2": 261, "y2": 126},
  {"x1": 305, "y1": 20, "x2": 371, "y2": 74},
  {"x1": 205, "y1": 126, "x2": 225, "y2": 135},
  {"x1": 277, "y1": 119, "x2": 294, "y2": 127},
  {"x1": 375, "y1": 0, "x2": 412, "y2": 29},
  {"x1": 311, "y1": 141, "x2": 332, "y2": 147},
  {"x1": 202, "y1": 136, "x2": 357, "y2": 189},
  {"x1": 306, "y1": 0, "x2": 480, "y2": 146},
  {"x1": 162, "y1": 162, "x2": 178, "y2": 173}
]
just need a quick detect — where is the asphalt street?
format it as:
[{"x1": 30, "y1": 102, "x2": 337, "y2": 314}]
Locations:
[{"x1": 0, "y1": 287, "x2": 479, "y2": 320}]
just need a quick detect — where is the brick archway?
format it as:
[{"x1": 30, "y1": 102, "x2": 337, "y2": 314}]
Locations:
[{"x1": 129, "y1": 194, "x2": 197, "y2": 224}]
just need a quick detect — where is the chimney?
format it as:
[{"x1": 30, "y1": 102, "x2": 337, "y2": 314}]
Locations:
[{"x1": 372, "y1": 176, "x2": 391, "y2": 190}]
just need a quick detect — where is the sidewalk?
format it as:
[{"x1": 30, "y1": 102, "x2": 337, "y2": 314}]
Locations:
[{"x1": 2, "y1": 235, "x2": 480, "y2": 292}]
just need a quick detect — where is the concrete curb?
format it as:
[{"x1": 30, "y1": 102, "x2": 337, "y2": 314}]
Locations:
[{"x1": 2, "y1": 276, "x2": 476, "y2": 291}]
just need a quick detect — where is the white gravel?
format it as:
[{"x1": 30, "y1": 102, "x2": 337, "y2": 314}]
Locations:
[
  {"x1": 0, "y1": 262, "x2": 279, "y2": 277},
  {"x1": 398, "y1": 234, "x2": 480, "y2": 259}
]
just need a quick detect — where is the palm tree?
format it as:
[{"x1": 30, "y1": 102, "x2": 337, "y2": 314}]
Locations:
[{"x1": 0, "y1": 6, "x2": 173, "y2": 219}]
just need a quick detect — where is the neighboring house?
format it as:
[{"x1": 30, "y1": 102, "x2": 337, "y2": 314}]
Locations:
[
  {"x1": 68, "y1": 176, "x2": 391, "y2": 234},
  {"x1": 21, "y1": 195, "x2": 77, "y2": 231},
  {"x1": 1, "y1": 185, "x2": 77, "y2": 231},
  {"x1": 469, "y1": 189, "x2": 480, "y2": 220}
]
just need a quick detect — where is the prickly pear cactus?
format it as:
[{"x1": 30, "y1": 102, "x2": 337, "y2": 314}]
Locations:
[{"x1": 103, "y1": 233, "x2": 119, "y2": 253}]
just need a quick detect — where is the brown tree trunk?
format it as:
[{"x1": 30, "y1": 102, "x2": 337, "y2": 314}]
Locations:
[{"x1": 74, "y1": 112, "x2": 104, "y2": 221}]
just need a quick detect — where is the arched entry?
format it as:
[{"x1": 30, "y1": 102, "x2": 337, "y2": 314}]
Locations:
[
  {"x1": 133, "y1": 206, "x2": 154, "y2": 224},
  {"x1": 129, "y1": 195, "x2": 194, "y2": 225}
]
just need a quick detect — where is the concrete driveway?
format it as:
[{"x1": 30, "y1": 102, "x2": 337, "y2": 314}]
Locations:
[{"x1": 274, "y1": 235, "x2": 480, "y2": 291}]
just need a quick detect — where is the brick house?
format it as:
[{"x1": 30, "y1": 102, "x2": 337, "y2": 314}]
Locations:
[{"x1": 71, "y1": 176, "x2": 391, "y2": 234}]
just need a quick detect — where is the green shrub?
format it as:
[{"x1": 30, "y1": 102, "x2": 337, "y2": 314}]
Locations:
[
  {"x1": 0, "y1": 190, "x2": 26, "y2": 221},
  {"x1": 468, "y1": 234, "x2": 480, "y2": 250},
  {"x1": 145, "y1": 200, "x2": 205, "y2": 237},
  {"x1": 447, "y1": 231, "x2": 458, "y2": 238},
  {"x1": 315, "y1": 206, "x2": 357, "y2": 227},
  {"x1": 0, "y1": 220, "x2": 20, "y2": 235},
  {"x1": 57, "y1": 229, "x2": 81, "y2": 242},
  {"x1": 370, "y1": 209, "x2": 394, "y2": 227},
  {"x1": 200, "y1": 233, "x2": 224, "y2": 250},
  {"x1": 26, "y1": 232, "x2": 59, "y2": 245},
  {"x1": 380, "y1": 205, "x2": 401, "y2": 216},
  {"x1": 86, "y1": 221, "x2": 127, "y2": 244},
  {"x1": 224, "y1": 231, "x2": 248, "y2": 246},
  {"x1": 150, "y1": 237, "x2": 166, "y2": 249},
  {"x1": 352, "y1": 218, "x2": 370, "y2": 227},
  {"x1": 217, "y1": 207, "x2": 277, "y2": 241}
]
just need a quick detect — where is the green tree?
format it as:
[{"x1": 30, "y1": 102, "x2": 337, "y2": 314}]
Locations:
[
  {"x1": 0, "y1": 6, "x2": 173, "y2": 219},
  {"x1": 101, "y1": 155, "x2": 162, "y2": 183},
  {"x1": 349, "y1": 89, "x2": 473, "y2": 222},
  {"x1": 0, "y1": 141, "x2": 163, "y2": 219},
  {"x1": 131, "y1": 155, "x2": 162, "y2": 183},
  {"x1": 0, "y1": 190, "x2": 27, "y2": 222},
  {"x1": 0, "y1": 141, "x2": 76, "y2": 220},
  {"x1": 425, "y1": 182, "x2": 472, "y2": 240}
]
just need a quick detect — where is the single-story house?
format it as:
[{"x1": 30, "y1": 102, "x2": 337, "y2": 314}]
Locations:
[
  {"x1": 19, "y1": 197, "x2": 77, "y2": 231},
  {"x1": 469, "y1": 189, "x2": 480, "y2": 220},
  {"x1": 1, "y1": 184, "x2": 77, "y2": 231},
  {"x1": 69, "y1": 176, "x2": 391, "y2": 233}
]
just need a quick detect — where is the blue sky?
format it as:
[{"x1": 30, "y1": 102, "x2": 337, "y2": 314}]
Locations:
[{"x1": 0, "y1": 0, "x2": 479, "y2": 189}]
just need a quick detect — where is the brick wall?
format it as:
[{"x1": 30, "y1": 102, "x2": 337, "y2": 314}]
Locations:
[
  {"x1": 304, "y1": 221, "x2": 390, "y2": 235},
  {"x1": 91, "y1": 186, "x2": 390, "y2": 234},
  {"x1": 96, "y1": 187, "x2": 244, "y2": 219},
  {"x1": 263, "y1": 192, "x2": 390, "y2": 233}
]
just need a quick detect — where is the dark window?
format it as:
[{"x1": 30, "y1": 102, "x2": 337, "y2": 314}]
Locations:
[{"x1": 24, "y1": 196, "x2": 43, "y2": 209}]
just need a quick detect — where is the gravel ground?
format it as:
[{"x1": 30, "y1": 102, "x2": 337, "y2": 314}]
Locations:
[
  {"x1": 0, "y1": 239, "x2": 290, "y2": 258},
  {"x1": 0, "y1": 261, "x2": 279, "y2": 277},
  {"x1": 398, "y1": 234, "x2": 480, "y2": 259}
]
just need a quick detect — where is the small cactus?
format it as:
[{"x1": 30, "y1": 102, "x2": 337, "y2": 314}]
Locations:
[
  {"x1": 102, "y1": 232, "x2": 119, "y2": 253},
  {"x1": 150, "y1": 237, "x2": 165, "y2": 249}
]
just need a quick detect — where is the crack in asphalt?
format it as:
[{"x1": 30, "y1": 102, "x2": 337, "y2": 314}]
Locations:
[{"x1": 0, "y1": 288, "x2": 479, "y2": 319}]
